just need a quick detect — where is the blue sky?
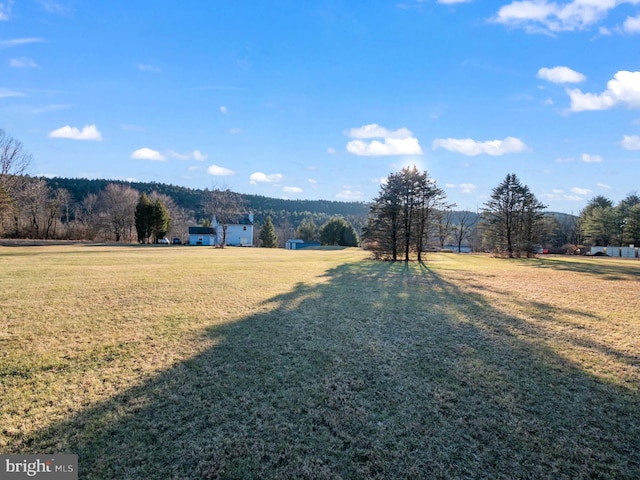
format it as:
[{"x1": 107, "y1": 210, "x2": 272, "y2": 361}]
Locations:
[{"x1": 2, "y1": 0, "x2": 640, "y2": 214}]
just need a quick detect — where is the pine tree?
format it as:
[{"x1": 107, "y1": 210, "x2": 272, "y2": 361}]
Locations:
[
  {"x1": 296, "y1": 218, "x2": 318, "y2": 242},
  {"x1": 319, "y1": 217, "x2": 359, "y2": 246},
  {"x1": 481, "y1": 173, "x2": 545, "y2": 257},
  {"x1": 364, "y1": 166, "x2": 446, "y2": 261},
  {"x1": 135, "y1": 193, "x2": 153, "y2": 243},
  {"x1": 151, "y1": 199, "x2": 171, "y2": 243},
  {"x1": 259, "y1": 216, "x2": 278, "y2": 247}
]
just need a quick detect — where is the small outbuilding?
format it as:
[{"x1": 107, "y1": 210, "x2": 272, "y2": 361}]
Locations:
[{"x1": 285, "y1": 239, "x2": 321, "y2": 250}]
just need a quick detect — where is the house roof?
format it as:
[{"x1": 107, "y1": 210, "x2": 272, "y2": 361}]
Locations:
[
  {"x1": 189, "y1": 226, "x2": 215, "y2": 235},
  {"x1": 236, "y1": 214, "x2": 254, "y2": 225}
]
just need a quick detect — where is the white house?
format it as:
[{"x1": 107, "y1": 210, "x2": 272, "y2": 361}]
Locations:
[
  {"x1": 188, "y1": 226, "x2": 216, "y2": 246},
  {"x1": 188, "y1": 214, "x2": 254, "y2": 247},
  {"x1": 213, "y1": 214, "x2": 254, "y2": 246}
]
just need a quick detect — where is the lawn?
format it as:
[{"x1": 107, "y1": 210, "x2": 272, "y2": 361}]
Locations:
[{"x1": 1, "y1": 245, "x2": 639, "y2": 479}]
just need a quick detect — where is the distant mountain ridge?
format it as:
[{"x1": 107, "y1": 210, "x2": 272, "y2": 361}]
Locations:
[
  {"x1": 44, "y1": 177, "x2": 371, "y2": 221},
  {"x1": 42, "y1": 177, "x2": 576, "y2": 227}
]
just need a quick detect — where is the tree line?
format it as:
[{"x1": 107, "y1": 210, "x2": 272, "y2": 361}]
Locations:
[
  {"x1": 5, "y1": 129, "x2": 628, "y2": 255},
  {"x1": 577, "y1": 194, "x2": 640, "y2": 247}
]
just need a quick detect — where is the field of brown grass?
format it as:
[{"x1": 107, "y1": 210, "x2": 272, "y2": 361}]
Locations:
[{"x1": 1, "y1": 245, "x2": 638, "y2": 478}]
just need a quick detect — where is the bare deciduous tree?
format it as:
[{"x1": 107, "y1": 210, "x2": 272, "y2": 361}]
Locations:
[
  {"x1": 0, "y1": 130, "x2": 32, "y2": 235},
  {"x1": 20, "y1": 179, "x2": 50, "y2": 239},
  {"x1": 452, "y1": 210, "x2": 477, "y2": 252},
  {"x1": 97, "y1": 184, "x2": 139, "y2": 241},
  {"x1": 201, "y1": 188, "x2": 246, "y2": 247}
]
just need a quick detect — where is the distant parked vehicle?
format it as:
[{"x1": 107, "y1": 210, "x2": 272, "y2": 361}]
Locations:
[
  {"x1": 158, "y1": 237, "x2": 170, "y2": 244},
  {"x1": 172, "y1": 238, "x2": 182, "y2": 244}
]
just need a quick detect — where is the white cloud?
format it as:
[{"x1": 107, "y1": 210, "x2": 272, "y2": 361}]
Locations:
[
  {"x1": 9, "y1": 57, "x2": 37, "y2": 68},
  {"x1": 347, "y1": 137, "x2": 423, "y2": 156},
  {"x1": 542, "y1": 189, "x2": 585, "y2": 201},
  {"x1": 599, "y1": 25, "x2": 612, "y2": 35},
  {"x1": 623, "y1": 15, "x2": 640, "y2": 33},
  {"x1": 168, "y1": 151, "x2": 190, "y2": 161},
  {"x1": 537, "y1": 66, "x2": 586, "y2": 83},
  {"x1": 49, "y1": 124, "x2": 102, "y2": 141},
  {"x1": 493, "y1": 1, "x2": 560, "y2": 32},
  {"x1": 193, "y1": 150, "x2": 207, "y2": 161},
  {"x1": 446, "y1": 183, "x2": 476, "y2": 193},
  {"x1": 0, "y1": 1, "x2": 12, "y2": 20},
  {"x1": 459, "y1": 183, "x2": 477, "y2": 194},
  {"x1": 229, "y1": 128, "x2": 243, "y2": 135},
  {"x1": 567, "y1": 71, "x2": 640, "y2": 111},
  {"x1": 327, "y1": 147, "x2": 337, "y2": 155},
  {"x1": 207, "y1": 164, "x2": 235, "y2": 176},
  {"x1": 581, "y1": 153, "x2": 602, "y2": 163},
  {"x1": 346, "y1": 123, "x2": 423, "y2": 156},
  {"x1": 40, "y1": 1, "x2": 73, "y2": 15},
  {"x1": 336, "y1": 189, "x2": 363, "y2": 200},
  {"x1": 137, "y1": 64, "x2": 160, "y2": 72},
  {"x1": 167, "y1": 150, "x2": 208, "y2": 161},
  {"x1": 220, "y1": 106, "x2": 228, "y2": 114},
  {"x1": 283, "y1": 186, "x2": 303, "y2": 194},
  {"x1": 493, "y1": 0, "x2": 639, "y2": 33},
  {"x1": 308, "y1": 178, "x2": 317, "y2": 184},
  {"x1": 571, "y1": 187, "x2": 592, "y2": 195},
  {"x1": 622, "y1": 134, "x2": 640, "y2": 150},
  {"x1": 348, "y1": 124, "x2": 412, "y2": 139},
  {"x1": 374, "y1": 177, "x2": 389, "y2": 185},
  {"x1": 432, "y1": 136, "x2": 528, "y2": 156},
  {"x1": 546, "y1": 194, "x2": 583, "y2": 201},
  {"x1": 438, "y1": 0, "x2": 471, "y2": 3},
  {"x1": 249, "y1": 172, "x2": 283, "y2": 184},
  {"x1": 597, "y1": 182, "x2": 611, "y2": 189},
  {"x1": 131, "y1": 148, "x2": 165, "y2": 161},
  {"x1": 0, "y1": 87, "x2": 24, "y2": 98},
  {"x1": 0, "y1": 37, "x2": 45, "y2": 48}
]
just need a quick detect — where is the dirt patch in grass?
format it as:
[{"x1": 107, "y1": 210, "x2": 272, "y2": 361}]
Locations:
[{"x1": 1, "y1": 248, "x2": 638, "y2": 478}]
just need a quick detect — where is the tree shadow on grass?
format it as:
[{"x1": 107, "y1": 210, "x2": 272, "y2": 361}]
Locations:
[
  {"x1": 526, "y1": 256, "x2": 640, "y2": 281},
  {"x1": 9, "y1": 260, "x2": 640, "y2": 479}
]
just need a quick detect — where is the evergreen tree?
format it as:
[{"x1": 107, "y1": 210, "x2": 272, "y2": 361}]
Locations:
[
  {"x1": 151, "y1": 199, "x2": 171, "y2": 242},
  {"x1": 578, "y1": 196, "x2": 615, "y2": 246},
  {"x1": 340, "y1": 221, "x2": 360, "y2": 247},
  {"x1": 135, "y1": 193, "x2": 153, "y2": 243},
  {"x1": 364, "y1": 172, "x2": 403, "y2": 260},
  {"x1": 319, "y1": 216, "x2": 359, "y2": 246},
  {"x1": 296, "y1": 218, "x2": 318, "y2": 242},
  {"x1": 364, "y1": 166, "x2": 446, "y2": 261},
  {"x1": 259, "y1": 216, "x2": 278, "y2": 247},
  {"x1": 481, "y1": 173, "x2": 546, "y2": 257},
  {"x1": 616, "y1": 192, "x2": 640, "y2": 246}
]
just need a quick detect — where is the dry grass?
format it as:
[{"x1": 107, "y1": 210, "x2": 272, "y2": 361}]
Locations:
[{"x1": 1, "y1": 246, "x2": 638, "y2": 479}]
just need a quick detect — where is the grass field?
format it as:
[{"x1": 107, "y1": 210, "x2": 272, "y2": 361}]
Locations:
[{"x1": 1, "y1": 245, "x2": 639, "y2": 479}]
